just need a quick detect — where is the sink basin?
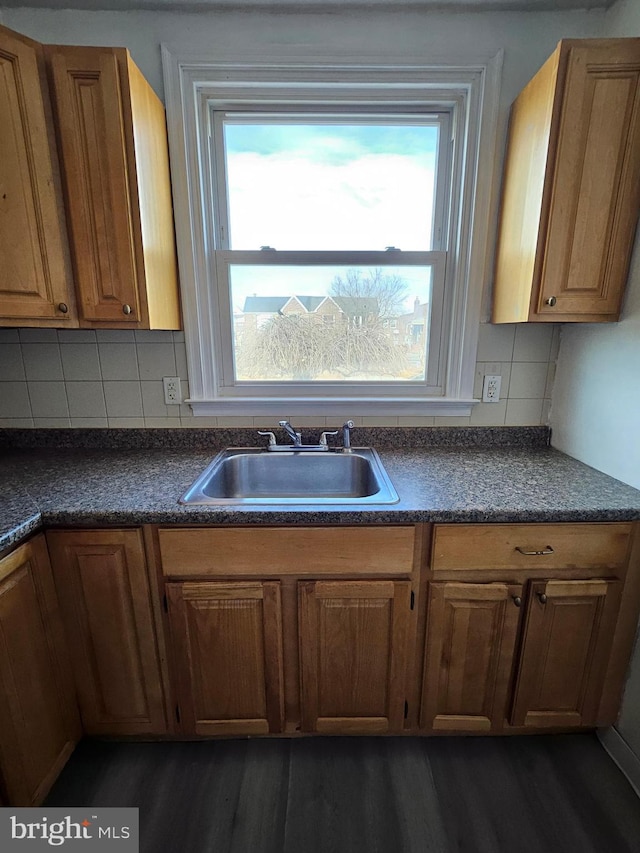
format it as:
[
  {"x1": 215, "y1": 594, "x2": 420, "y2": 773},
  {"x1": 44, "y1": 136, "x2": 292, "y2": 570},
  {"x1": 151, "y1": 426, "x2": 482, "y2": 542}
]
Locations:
[{"x1": 179, "y1": 447, "x2": 399, "y2": 505}]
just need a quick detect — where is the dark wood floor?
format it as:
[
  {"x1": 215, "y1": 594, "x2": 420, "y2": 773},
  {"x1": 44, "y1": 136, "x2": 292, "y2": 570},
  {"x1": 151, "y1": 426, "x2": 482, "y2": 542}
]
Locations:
[{"x1": 45, "y1": 734, "x2": 640, "y2": 853}]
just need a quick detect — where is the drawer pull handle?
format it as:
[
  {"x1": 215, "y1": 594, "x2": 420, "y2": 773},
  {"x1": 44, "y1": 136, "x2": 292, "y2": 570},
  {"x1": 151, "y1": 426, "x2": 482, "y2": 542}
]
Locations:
[
  {"x1": 515, "y1": 546, "x2": 554, "y2": 556},
  {"x1": 537, "y1": 593, "x2": 548, "y2": 605},
  {"x1": 123, "y1": 303, "x2": 132, "y2": 315},
  {"x1": 512, "y1": 595, "x2": 522, "y2": 607}
]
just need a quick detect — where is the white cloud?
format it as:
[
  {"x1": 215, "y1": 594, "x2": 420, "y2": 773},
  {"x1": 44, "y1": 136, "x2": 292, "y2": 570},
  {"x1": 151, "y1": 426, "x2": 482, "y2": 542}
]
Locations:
[{"x1": 226, "y1": 151, "x2": 435, "y2": 251}]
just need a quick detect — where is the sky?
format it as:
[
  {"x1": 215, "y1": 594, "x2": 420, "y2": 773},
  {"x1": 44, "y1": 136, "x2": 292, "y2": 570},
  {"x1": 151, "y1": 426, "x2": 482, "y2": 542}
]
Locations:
[
  {"x1": 224, "y1": 122, "x2": 439, "y2": 252},
  {"x1": 222, "y1": 120, "x2": 439, "y2": 312}
]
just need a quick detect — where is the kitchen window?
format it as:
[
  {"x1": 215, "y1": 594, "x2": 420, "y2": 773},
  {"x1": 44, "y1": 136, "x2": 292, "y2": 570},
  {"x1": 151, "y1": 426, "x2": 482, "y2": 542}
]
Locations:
[{"x1": 162, "y1": 51, "x2": 502, "y2": 415}]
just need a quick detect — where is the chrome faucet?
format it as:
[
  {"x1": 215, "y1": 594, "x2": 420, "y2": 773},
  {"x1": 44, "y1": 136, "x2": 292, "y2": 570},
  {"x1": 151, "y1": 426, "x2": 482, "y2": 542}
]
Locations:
[
  {"x1": 257, "y1": 419, "x2": 354, "y2": 452},
  {"x1": 279, "y1": 420, "x2": 302, "y2": 446}
]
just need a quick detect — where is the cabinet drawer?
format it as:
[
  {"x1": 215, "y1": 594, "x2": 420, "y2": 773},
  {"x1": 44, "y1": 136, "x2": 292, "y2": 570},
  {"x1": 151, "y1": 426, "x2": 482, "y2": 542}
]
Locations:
[
  {"x1": 432, "y1": 523, "x2": 632, "y2": 572},
  {"x1": 158, "y1": 526, "x2": 415, "y2": 577}
]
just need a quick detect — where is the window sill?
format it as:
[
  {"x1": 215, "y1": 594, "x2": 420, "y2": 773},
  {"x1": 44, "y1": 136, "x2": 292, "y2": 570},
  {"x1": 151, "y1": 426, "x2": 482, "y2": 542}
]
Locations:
[{"x1": 188, "y1": 397, "x2": 478, "y2": 417}]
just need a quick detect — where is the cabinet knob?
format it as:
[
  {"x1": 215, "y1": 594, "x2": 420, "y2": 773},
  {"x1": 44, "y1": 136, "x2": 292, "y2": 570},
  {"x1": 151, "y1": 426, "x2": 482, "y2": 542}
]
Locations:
[
  {"x1": 545, "y1": 296, "x2": 557, "y2": 307},
  {"x1": 57, "y1": 302, "x2": 68, "y2": 314},
  {"x1": 512, "y1": 595, "x2": 522, "y2": 607},
  {"x1": 537, "y1": 592, "x2": 548, "y2": 604},
  {"x1": 122, "y1": 304, "x2": 132, "y2": 315}
]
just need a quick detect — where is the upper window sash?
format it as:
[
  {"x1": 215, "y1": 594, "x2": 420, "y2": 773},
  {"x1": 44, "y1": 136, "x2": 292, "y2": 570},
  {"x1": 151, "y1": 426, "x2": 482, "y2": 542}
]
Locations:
[{"x1": 209, "y1": 106, "x2": 452, "y2": 253}]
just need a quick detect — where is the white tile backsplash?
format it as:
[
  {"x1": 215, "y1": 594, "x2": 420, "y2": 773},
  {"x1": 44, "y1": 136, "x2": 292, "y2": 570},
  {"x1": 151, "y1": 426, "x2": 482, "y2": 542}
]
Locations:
[
  {"x1": 476, "y1": 323, "x2": 515, "y2": 362},
  {"x1": 103, "y1": 381, "x2": 143, "y2": 418},
  {"x1": 65, "y1": 381, "x2": 107, "y2": 418},
  {"x1": 28, "y1": 381, "x2": 69, "y2": 418},
  {"x1": 137, "y1": 343, "x2": 176, "y2": 381},
  {"x1": 505, "y1": 398, "x2": 545, "y2": 425},
  {"x1": 22, "y1": 343, "x2": 63, "y2": 381},
  {"x1": 107, "y1": 417, "x2": 146, "y2": 428},
  {"x1": 18, "y1": 328, "x2": 58, "y2": 343},
  {"x1": 60, "y1": 343, "x2": 102, "y2": 381},
  {"x1": 141, "y1": 380, "x2": 171, "y2": 418},
  {"x1": 70, "y1": 417, "x2": 109, "y2": 428},
  {"x1": 0, "y1": 345, "x2": 26, "y2": 381},
  {"x1": 509, "y1": 362, "x2": 548, "y2": 399},
  {"x1": 0, "y1": 324, "x2": 558, "y2": 427},
  {"x1": 95, "y1": 330, "x2": 136, "y2": 342},
  {"x1": 57, "y1": 330, "x2": 96, "y2": 343},
  {"x1": 0, "y1": 383, "x2": 32, "y2": 418},
  {"x1": 513, "y1": 324, "x2": 554, "y2": 362},
  {"x1": 98, "y1": 343, "x2": 139, "y2": 380}
]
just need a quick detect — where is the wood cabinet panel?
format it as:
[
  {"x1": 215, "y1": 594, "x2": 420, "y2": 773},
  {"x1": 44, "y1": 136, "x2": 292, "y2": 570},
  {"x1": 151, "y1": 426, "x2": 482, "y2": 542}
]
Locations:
[
  {"x1": 493, "y1": 38, "x2": 640, "y2": 323},
  {"x1": 511, "y1": 578, "x2": 622, "y2": 728},
  {"x1": 47, "y1": 529, "x2": 166, "y2": 735},
  {"x1": 167, "y1": 581, "x2": 284, "y2": 736},
  {"x1": 46, "y1": 46, "x2": 142, "y2": 325},
  {"x1": 159, "y1": 526, "x2": 416, "y2": 577},
  {"x1": 0, "y1": 536, "x2": 80, "y2": 806},
  {"x1": 431, "y1": 523, "x2": 631, "y2": 573},
  {"x1": 421, "y1": 582, "x2": 523, "y2": 732},
  {"x1": 45, "y1": 44, "x2": 180, "y2": 329},
  {"x1": 298, "y1": 580, "x2": 412, "y2": 733},
  {"x1": 0, "y1": 26, "x2": 76, "y2": 326},
  {"x1": 538, "y1": 42, "x2": 640, "y2": 318}
]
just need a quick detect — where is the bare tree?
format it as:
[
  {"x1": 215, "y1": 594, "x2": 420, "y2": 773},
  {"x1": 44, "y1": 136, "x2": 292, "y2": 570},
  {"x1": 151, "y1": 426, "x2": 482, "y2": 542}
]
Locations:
[
  {"x1": 235, "y1": 313, "x2": 409, "y2": 380},
  {"x1": 329, "y1": 268, "x2": 409, "y2": 320}
]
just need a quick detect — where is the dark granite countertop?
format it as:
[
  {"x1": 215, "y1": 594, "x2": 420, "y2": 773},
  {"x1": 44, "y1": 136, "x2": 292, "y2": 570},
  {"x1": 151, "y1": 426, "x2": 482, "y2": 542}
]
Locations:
[{"x1": 1, "y1": 427, "x2": 640, "y2": 554}]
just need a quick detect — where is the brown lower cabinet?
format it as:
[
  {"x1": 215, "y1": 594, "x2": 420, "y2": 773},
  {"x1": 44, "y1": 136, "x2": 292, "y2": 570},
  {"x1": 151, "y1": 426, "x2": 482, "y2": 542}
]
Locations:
[
  {"x1": 420, "y1": 577, "x2": 624, "y2": 733},
  {"x1": 165, "y1": 578, "x2": 413, "y2": 737},
  {"x1": 46, "y1": 529, "x2": 167, "y2": 735},
  {"x1": 166, "y1": 581, "x2": 285, "y2": 736},
  {"x1": 420, "y1": 581, "x2": 524, "y2": 732},
  {"x1": 0, "y1": 535, "x2": 80, "y2": 805},
  {"x1": 511, "y1": 578, "x2": 622, "y2": 729},
  {"x1": 298, "y1": 580, "x2": 412, "y2": 734},
  {"x1": 0, "y1": 521, "x2": 638, "y2": 806}
]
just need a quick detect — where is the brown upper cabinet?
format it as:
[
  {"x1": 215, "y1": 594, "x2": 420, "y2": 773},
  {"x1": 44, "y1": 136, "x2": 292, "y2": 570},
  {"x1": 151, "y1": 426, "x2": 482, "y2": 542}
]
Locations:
[
  {"x1": 0, "y1": 27, "x2": 76, "y2": 326},
  {"x1": 0, "y1": 25, "x2": 181, "y2": 329},
  {"x1": 492, "y1": 39, "x2": 640, "y2": 323}
]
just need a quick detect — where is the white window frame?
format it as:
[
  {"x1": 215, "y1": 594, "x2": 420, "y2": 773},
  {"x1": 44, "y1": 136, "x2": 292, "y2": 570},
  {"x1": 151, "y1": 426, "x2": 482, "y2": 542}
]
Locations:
[{"x1": 161, "y1": 47, "x2": 503, "y2": 416}]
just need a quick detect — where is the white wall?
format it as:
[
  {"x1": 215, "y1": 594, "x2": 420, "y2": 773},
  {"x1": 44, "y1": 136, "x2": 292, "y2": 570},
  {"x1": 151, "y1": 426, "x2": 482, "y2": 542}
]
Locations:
[
  {"x1": 550, "y1": 0, "x2": 640, "y2": 764},
  {"x1": 0, "y1": 4, "x2": 602, "y2": 427},
  {"x1": 551, "y1": 3, "x2": 640, "y2": 492},
  {"x1": 0, "y1": 6, "x2": 605, "y2": 107}
]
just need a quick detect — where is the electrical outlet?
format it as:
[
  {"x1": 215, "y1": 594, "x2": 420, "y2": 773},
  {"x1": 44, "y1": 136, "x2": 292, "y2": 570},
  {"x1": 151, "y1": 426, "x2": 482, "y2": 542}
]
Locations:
[
  {"x1": 482, "y1": 374, "x2": 501, "y2": 403},
  {"x1": 163, "y1": 376, "x2": 182, "y2": 405}
]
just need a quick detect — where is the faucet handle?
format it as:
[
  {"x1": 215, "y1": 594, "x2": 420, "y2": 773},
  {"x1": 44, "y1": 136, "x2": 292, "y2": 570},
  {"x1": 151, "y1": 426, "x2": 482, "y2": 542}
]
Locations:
[
  {"x1": 319, "y1": 429, "x2": 339, "y2": 447},
  {"x1": 257, "y1": 430, "x2": 277, "y2": 447}
]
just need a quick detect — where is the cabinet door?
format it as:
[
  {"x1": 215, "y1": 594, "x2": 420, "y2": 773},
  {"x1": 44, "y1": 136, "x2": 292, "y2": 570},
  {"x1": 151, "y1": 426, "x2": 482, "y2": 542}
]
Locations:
[
  {"x1": 47, "y1": 529, "x2": 166, "y2": 735},
  {"x1": 0, "y1": 536, "x2": 80, "y2": 806},
  {"x1": 46, "y1": 46, "x2": 143, "y2": 325},
  {"x1": 298, "y1": 580, "x2": 412, "y2": 733},
  {"x1": 421, "y1": 582, "x2": 523, "y2": 732},
  {"x1": 167, "y1": 581, "x2": 284, "y2": 736},
  {"x1": 0, "y1": 26, "x2": 75, "y2": 325},
  {"x1": 539, "y1": 41, "x2": 640, "y2": 319},
  {"x1": 511, "y1": 579, "x2": 622, "y2": 728}
]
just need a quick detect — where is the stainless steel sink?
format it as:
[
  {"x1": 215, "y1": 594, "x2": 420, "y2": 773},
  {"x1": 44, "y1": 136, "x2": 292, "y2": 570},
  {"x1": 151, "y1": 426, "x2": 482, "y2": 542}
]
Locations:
[{"x1": 179, "y1": 447, "x2": 399, "y2": 505}]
